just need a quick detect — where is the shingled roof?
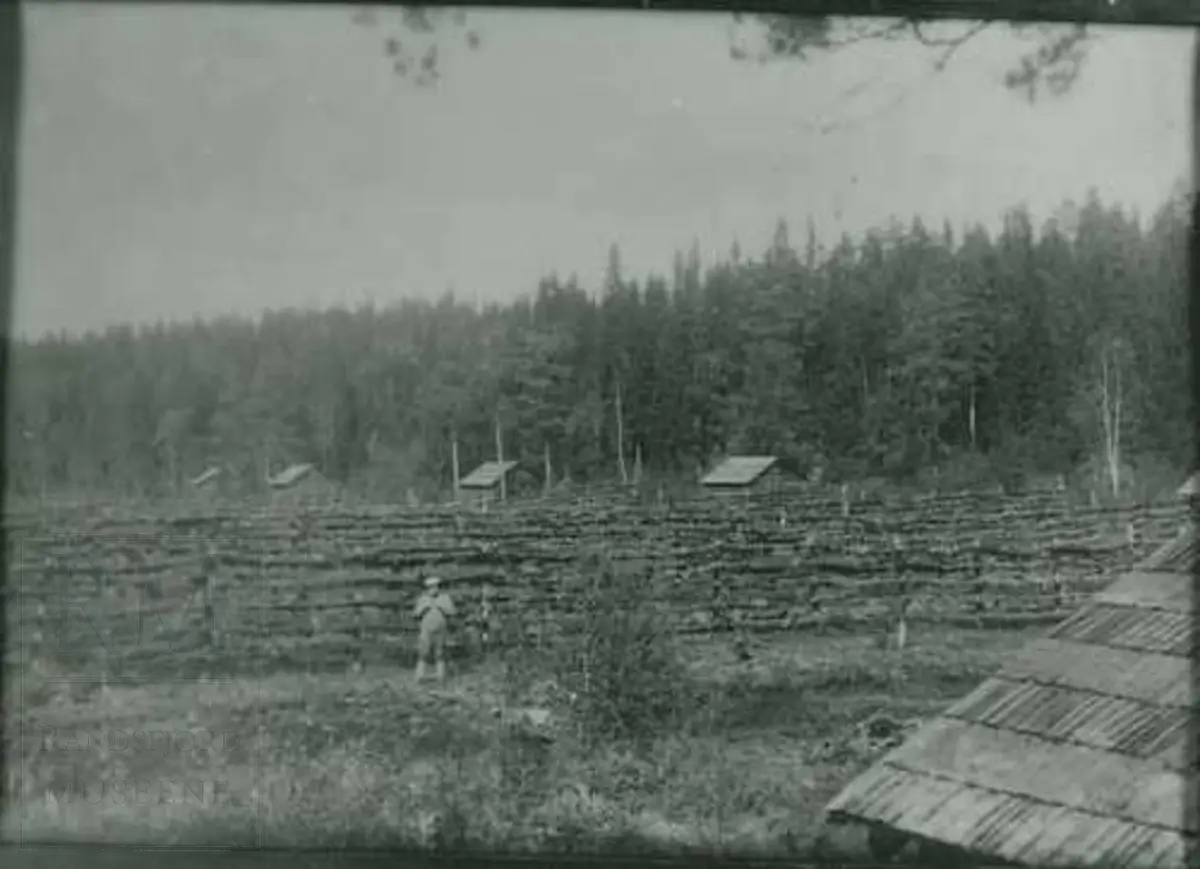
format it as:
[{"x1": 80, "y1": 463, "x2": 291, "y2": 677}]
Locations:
[
  {"x1": 700, "y1": 455, "x2": 778, "y2": 487},
  {"x1": 823, "y1": 524, "x2": 1198, "y2": 868},
  {"x1": 190, "y1": 466, "x2": 222, "y2": 488},
  {"x1": 459, "y1": 460, "x2": 518, "y2": 490},
  {"x1": 267, "y1": 463, "x2": 316, "y2": 489}
]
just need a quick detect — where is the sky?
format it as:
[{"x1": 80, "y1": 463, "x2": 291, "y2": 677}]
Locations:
[{"x1": 14, "y1": 4, "x2": 1194, "y2": 338}]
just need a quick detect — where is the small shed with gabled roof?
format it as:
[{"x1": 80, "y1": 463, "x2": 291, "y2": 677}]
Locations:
[
  {"x1": 267, "y1": 463, "x2": 337, "y2": 504},
  {"x1": 700, "y1": 455, "x2": 790, "y2": 502},
  {"x1": 1176, "y1": 472, "x2": 1199, "y2": 500},
  {"x1": 459, "y1": 460, "x2": 518, "y2": 508},
  {"x1": 191, "y1": 466, "x2": 222, "y2": 489},
  {"x1": 187, "y1": 465, "x2": 233, "y2": 499},
  {"x1": 268, "y1": 463, "x2": 315, "y2": 489},
  {"x1": 821, "y1": 525, "x2": 1198, "y2": 867}
]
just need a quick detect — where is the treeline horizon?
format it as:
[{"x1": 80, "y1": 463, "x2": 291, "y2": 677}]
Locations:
[{"x1": 6, "y1": 186, "x2": 1192, "y2": 501}]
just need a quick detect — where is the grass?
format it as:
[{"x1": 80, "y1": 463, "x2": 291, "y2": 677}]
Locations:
[{"x1": 4, "y1": 623, "x2": 1034, "y2": 855}]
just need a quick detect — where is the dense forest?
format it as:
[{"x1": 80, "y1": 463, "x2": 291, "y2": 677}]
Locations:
[{"x1": 6, "y1": 187, "x2": 1192, "y2": 502}]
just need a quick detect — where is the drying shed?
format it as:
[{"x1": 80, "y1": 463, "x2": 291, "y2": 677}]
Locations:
[
  {"x1": 268, "y1": 463, "x2": 316, "y2": 489},
  {"x1": 267, "y1": 463, "x2": 337, "y2": 504},
  {"x1": 701, "y1": 455, "x2": 778, "y2": 488},
  {"x1": 187, "y1": 465, "x2": 231, "y2": 499},
  {"x1": 822, "y1": 527, "x2": 1198, "y2": 867},
  {"x1": 190, "y1": 466, "x2": 222, "y2": 489},
  {"x1": 700, "y1": 455, "x2": 792, "y2": 502},
  {"x1": 459, "y1": 460, "x2": 518, "y2": 507}
]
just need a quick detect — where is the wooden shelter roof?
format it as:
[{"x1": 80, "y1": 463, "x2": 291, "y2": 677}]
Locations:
[
  {"x1": 459, "y1": 460, "x2": 518, "y2": 490},
  {"x1": 267, "y1": 463, "x2": 316, "y2": 490},
  {"x1": 189, "y1": 466, "x2": 222, "y2": 488},
  {"x1": 699, "y1": 455, "x2": 779, "y2": 488},
  {"x1": 824, "y1": 524, "x2": 1198, "y2": 868}
]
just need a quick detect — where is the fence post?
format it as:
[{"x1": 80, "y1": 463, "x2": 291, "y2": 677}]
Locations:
[
  {"x1": 94, "y1": 566, "x2": 109, "y2": 692},
  {"x1": 203, "y1": 557, "x2": 220, "y2": 649}
]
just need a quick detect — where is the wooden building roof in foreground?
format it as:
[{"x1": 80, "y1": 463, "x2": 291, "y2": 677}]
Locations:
[
  {"x1": 824, "y1": 525, "x2": 1198, "y2": 868},
  {"x1": 1176, "y1": 472, "x2": 1200, "y2": 499},
  {"x1": 459, "y1": 460, "x2": 518, "y2": 490},
  {"x1": 699, "y1": 455, "x2": 778, "y2": 488}
]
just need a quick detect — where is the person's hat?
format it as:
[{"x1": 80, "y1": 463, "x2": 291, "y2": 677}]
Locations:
[{"x1": 424, "y1": 575, "x2": 442, "y2": 589}]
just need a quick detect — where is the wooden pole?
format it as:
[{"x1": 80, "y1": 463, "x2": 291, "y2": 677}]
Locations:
[
  {"x1": 95, "y1": 566, "x2": 109, "y2": 692},
  {"x1": 495, "y1": 413, "x2": 506, "y2": 502},
  {"x1": 205, "y1": 569, "x2": 219, "y2": 648},
  {"x1": 968, "y1": 383, "x2": 977, "y2": 451},
  {"x1": 615, "y1": 381, "x2": 628, "y2": 485},
  {"x1": 894, "y1": 597, "x2": 908, "y2": 651},
  {"x1": 451, "y1": 433, "x2": 461, "y2": 502}
]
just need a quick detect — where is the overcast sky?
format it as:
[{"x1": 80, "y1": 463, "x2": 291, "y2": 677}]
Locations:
[{"x1": 15, "y1": 4, "x2": 1192, "y2": 338}]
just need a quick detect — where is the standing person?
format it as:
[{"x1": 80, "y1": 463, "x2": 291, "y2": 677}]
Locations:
[{"x1": 414, "y1": 575, "x2": 455, "y2": 683}]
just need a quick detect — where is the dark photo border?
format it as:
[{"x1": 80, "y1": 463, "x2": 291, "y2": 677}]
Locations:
[{"x1": 1, "y1": 1, "x2": 1196, "y2": 868}]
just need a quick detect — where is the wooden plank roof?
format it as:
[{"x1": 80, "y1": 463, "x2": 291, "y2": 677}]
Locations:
[
  {"x1": 189, "y1": 466, "x2": 222, "y2": 487},
  {"x1": 459, "y1": 460, "x2": 517, "y2": 490},
  {"x1": 824, "y1": 525, "x2": 1198, "y2": 868},
  {"x1": 1139, "y1": 526, "x2": 1197, "y2": 573},
  {"x1": 1176, "y1": 472, "x2": 1200, "y2": 499},
  {"x1": 700, "y1": 455, "x2": 778, "y2": 488},
  {"x1": 267, "y1": 463, "x2": 316, "y2": 489}
]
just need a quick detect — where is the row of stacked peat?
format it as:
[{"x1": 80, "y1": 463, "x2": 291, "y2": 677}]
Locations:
[{"x1": 4, "y1": 487, "x2": 1187, "y2": 681}]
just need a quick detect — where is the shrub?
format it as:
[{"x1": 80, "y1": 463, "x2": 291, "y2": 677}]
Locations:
[{"x1": 551, "y1": 551, "x2": 695, "y2": 747}]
